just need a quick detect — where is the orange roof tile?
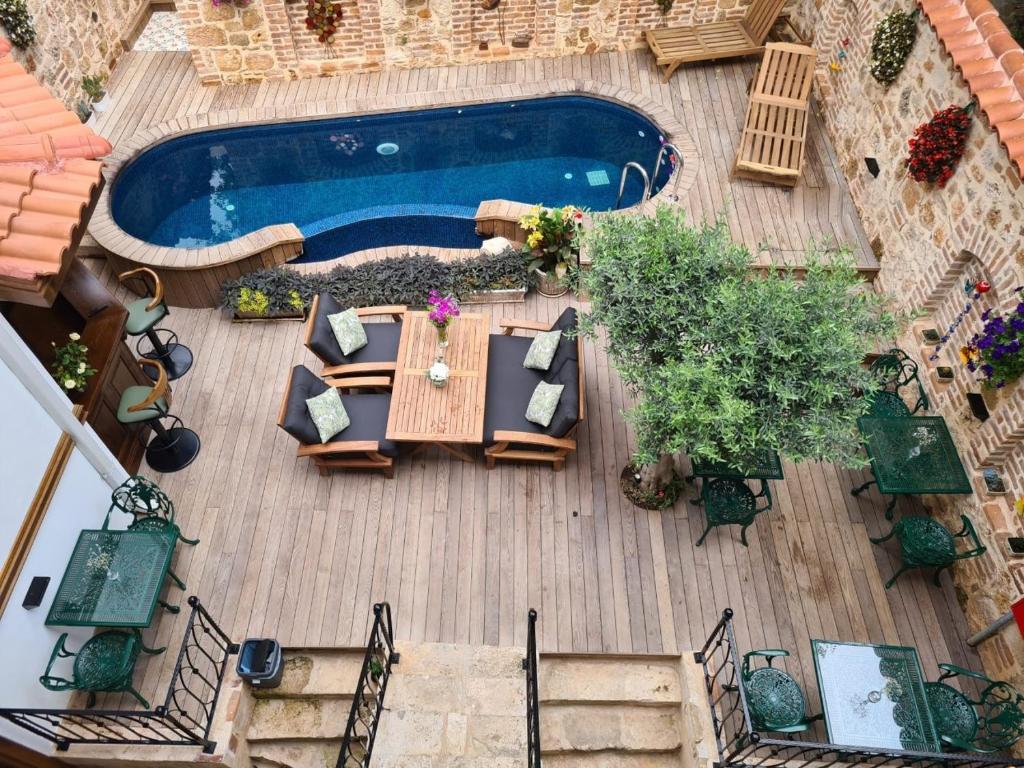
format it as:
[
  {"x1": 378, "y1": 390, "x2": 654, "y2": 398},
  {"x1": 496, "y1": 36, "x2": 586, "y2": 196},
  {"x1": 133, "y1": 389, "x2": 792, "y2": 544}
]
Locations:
[
  {"x1": 919, "y1": 0, "x2": 1024, "y2": 178},
  {"x1": 0, "y1": 38, "x2": 110, "y2": 284}
]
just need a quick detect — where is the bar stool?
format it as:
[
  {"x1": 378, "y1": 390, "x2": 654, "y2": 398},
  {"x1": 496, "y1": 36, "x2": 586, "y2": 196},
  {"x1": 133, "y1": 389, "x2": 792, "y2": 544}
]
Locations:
[
  {"x1": 118, "y1": 267, "x2": 193, "y2": 381},
  {"x1": 117, "y1": 359, "x2": 201, "y2": 473}
]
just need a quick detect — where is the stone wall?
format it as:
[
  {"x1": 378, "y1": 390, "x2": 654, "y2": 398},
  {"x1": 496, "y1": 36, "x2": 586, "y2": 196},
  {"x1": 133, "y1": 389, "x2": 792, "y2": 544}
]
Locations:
[
  {"x1": 176, "y1": 0, "x2": 748, "y2": 83},
  {"x1": 792, "y1": 0, "x2": 1024, "y2": 713},
  {"x1": 8, "y1": 0, "x2": 149, "y2": 106}
]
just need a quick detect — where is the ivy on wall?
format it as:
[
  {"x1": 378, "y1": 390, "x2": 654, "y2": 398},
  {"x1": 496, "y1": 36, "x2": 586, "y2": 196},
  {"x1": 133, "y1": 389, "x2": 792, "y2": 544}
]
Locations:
[
  {"x1": 869, "y1": 9, "x2": 917, "y2": 85},
  {"x1": 0, "y1": 0, "x2": 35, "y2": 50}
]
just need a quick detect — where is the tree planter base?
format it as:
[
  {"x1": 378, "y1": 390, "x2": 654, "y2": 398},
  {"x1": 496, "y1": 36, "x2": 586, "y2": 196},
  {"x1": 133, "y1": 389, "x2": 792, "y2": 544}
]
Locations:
[
  {"x1": 620, "y1": 464, "x2": 685, "y2": 510},
  {"x1": 535, "y1": 272, "x2": 568, "y2": 298}
]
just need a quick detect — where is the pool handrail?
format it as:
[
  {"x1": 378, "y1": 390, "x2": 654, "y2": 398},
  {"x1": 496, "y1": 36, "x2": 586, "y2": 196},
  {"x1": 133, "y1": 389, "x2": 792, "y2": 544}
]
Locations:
[{"x1": 614, "y1": 162, "x2": 651, "y2": 209}]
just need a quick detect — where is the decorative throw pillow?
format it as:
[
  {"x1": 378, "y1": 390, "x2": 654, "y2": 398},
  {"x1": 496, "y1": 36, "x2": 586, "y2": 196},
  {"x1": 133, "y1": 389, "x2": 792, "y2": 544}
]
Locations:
[
  {"x1": 523, "y1": 330, "x2": 562, "y2": 371},
  {"x1": 525, "y1": 381, "x2": 564, "y2": 428},
  {"x1": 327, "y1": 309, "x2": 368, "y2": 356},
  {"x1": 305, "y1": 387, "x2": 350, "y2": 444}
]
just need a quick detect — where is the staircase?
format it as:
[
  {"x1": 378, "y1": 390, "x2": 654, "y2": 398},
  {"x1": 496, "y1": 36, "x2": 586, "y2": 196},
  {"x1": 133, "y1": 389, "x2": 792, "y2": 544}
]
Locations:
[
  {"x1": 538, "y1": 654, "x2": 716, "y2": 768},
  {"x1": 247, "y1": 647, "x2": 364, "y2": 768}
]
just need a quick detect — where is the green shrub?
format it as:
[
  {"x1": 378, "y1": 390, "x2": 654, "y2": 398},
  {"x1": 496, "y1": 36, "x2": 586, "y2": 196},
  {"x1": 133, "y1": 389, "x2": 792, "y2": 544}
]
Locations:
[
  {"x1": 221, "y1": 249, "x2": 529, "y2": 313},
  {"x1": 0, "y1": 0, "x2": 34, "y2": 49}
]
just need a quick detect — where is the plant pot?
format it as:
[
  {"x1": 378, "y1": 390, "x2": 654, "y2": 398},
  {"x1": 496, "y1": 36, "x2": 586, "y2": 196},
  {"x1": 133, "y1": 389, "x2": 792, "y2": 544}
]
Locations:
[
  {"x1": 534, "y1": 270, "x2": 568, "y2": 298},
  {"x1": 232, "y1": 310, "x2": 305, "y2": 322},
  {"x1": 462, "y1": 286, "x2": 527, "y2": 305}
]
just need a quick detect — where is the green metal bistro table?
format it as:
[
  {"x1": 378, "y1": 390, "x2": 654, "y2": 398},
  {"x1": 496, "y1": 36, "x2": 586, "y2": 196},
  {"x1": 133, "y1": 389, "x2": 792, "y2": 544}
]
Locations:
[
  {"x1": 852, "y1": 416, "x2": 972, "y2": 520},
  {"x1": 812, "y1": 639, "x2": 941, "y2": 753},
  {"x1": 688, "y1": 449, "x2": 783, "y2": 498},
  {"x1": 46, "y1": 529, "x2": 177, "y2": 628}
]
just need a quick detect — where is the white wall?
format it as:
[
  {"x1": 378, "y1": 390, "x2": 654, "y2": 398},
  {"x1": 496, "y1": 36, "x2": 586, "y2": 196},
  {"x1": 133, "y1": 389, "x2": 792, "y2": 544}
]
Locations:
[{"x1": 0, "y1": 332, "x2": 130, "y2": 751}]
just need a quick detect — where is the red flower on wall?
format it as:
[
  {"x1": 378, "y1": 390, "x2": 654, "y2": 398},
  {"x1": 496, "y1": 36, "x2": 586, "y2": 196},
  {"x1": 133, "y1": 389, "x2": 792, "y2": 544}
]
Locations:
[
  {"x1": 306, "y1": 0, "x2": 343, "y2": 47},
  {"x1": 905, "y1": 103, "x2": 973, "y2": 187}
]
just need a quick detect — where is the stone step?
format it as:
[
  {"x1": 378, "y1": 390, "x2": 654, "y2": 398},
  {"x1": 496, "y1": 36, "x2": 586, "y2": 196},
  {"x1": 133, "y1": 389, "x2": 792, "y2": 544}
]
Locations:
[
  {"x1": 540, "y1": 703, "x2": 682, "y2": 754},
  {"x1": 541, "y1": 752, "x2": 684, "y2": 768},
  {"x1": 249, "y1": 739, "x2": 342, "y2": 768},
  {"x1": 252, "y1": 647, "x2": 365, "y2": 699},
  {"x1": 539, "y1": 656, "x2": 683, "y2": 705},
  {"x1": 248, "y1": 696, "x2": 356, "y2": 741}
]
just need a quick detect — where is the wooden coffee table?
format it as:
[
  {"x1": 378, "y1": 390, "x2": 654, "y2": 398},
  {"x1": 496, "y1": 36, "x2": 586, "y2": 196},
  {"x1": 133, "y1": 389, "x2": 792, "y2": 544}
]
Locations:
[{"x1": 386, "y1": 311, "x2": 490, "y2": 462}]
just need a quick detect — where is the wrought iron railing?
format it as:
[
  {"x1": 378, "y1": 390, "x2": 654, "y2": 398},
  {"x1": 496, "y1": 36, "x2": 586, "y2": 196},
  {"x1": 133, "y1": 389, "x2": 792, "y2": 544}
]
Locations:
[
  {"x1": 524, "y1": 608, "x2": 542, "y2": 768},
  {"x1": 0, "y1": 596, "x2": 238, "y2": 752},
  {"x1": 696, "y1": 608, "x2": 1024, "y2": 768},
  {"x1": 336, "y1": 602, "x2": 399, "y2": 768}
]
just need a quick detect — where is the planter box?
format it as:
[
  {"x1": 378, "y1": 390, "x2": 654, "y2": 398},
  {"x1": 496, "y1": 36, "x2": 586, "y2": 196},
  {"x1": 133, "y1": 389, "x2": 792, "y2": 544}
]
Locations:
[
  {"x1": 461, "y1": 287, "x2": 527, "y2": 305},
  {"x1": 232, "y1": 310, "x2": 306, "y2": 323}
]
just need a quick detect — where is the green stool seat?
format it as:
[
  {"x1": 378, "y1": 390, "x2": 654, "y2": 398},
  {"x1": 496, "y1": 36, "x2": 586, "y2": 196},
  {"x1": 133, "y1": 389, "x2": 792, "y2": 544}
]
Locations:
[
  {"x1": 696, "y1": 478, "x2": 772, "y2": 547},
  {"x1": 117, "y1": 386, "x2": 168, "y2": 424},
  {"x1": 870, "y1": 514, "x2": 985, "y2": 589},
  {"x1": 125, "y1": 298, "x2": 168, "y2": 336}
]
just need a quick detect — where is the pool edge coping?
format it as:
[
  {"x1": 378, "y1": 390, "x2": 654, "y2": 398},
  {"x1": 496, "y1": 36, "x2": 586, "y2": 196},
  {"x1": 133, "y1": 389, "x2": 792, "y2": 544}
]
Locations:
[{"x1": 88, "y1": 79, "x2": 699, "y2": 270}]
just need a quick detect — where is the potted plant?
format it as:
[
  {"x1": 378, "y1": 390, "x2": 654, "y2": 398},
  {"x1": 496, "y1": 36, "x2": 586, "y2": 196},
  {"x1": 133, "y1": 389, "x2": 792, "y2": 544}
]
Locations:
[
  {"x1": 50, "y1": 332, "x2": 96, "y2": 397},
  {"x1": 962, "y1": 286, "x2": 1024, "y2": 396},
  {"x1": 518, "y1": 204, "x2": 584, "y2": 298},
  {"x1": 222, "y1": 270, "x2": 309, "y2": 320}
]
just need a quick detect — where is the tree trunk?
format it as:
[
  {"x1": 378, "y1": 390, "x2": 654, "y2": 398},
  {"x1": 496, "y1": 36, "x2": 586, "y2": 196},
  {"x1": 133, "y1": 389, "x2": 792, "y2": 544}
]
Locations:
[{"x1": 638, "y1": 453, "x2": 675, "y2": 494}]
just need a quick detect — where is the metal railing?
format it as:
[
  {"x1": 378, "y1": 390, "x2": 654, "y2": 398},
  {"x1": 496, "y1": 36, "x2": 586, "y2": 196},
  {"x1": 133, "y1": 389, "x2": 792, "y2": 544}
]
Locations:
[
  {"x1": 524, "y1": 608, "x2": 542, "y2": 768},
  {"x1": 696, "y1": 608, "x2": 1024, "y2": 768},
  {"x1": 0, "y1": 596, "x2": 238, "y2": 752},
  {"x1": 336, "y1": 602, "x2": 399, "y2": 768}
]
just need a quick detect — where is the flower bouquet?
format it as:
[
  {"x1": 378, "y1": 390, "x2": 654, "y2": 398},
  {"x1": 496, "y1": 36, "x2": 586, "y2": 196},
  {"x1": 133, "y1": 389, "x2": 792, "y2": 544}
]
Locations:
[
  {"x1": 518, "y1": 204, "x2": 584, "y2": 296},
  {"x1": 427, "y1": 290, "x2": 460, "y2": 347},
  {"x1": 51, "y1": 332, "x2": 96, "y2": 394},
  {"x1": 961, "y1": 287, "x2": 1024, "y2": 388},
  {"x1": 905, "y1": 104, "x2": 973, "y2": 187}
]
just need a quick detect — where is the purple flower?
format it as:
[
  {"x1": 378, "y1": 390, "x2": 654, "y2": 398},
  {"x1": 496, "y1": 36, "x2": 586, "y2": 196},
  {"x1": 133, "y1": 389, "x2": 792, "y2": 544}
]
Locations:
[{"x1": 981, "y1": 308, "x2": 993, "y2": 321}]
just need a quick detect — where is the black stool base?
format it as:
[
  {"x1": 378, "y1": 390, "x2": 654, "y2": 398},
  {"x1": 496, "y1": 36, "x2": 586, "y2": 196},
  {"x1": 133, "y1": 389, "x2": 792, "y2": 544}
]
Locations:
[
  {"x1": 142, "y1": 343, "x2": 193, "y2": 382},
  {"x1": 146, "y1": 427, "x2": 201, "y2": 473}
]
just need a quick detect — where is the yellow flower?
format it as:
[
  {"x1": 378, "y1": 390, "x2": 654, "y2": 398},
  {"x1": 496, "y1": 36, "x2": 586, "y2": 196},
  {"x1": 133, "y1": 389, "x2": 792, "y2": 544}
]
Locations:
[
  {"x1": 1015, "y1": 496, "x2": 1024, "y2": 516},
  {"x1": 527, "y1": 231, "x2": 543, "y2": 248}
]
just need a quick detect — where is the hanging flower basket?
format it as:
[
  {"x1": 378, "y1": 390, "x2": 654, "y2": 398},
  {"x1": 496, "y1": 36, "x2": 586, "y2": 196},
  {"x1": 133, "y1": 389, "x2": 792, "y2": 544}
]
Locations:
[
  {"x1": 0, "y1": 0, "x2": 35, "y2": 49},
  {"x1": 905, "y1": 103, "x2": 973, "y2": 187},
  {"x1": 306, "y1": 0, "x2": 343, "y2": 47},
  {"x1": 869, "y1": 9, "x2": 918, "y2": 85},
  {"x1": 962, "y1": 286, "x2": 1024, "y2": 389}
]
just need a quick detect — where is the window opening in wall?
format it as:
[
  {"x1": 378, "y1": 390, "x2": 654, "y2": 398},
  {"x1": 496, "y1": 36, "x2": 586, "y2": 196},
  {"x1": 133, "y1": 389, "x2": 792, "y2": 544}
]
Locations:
[
  {"x1": 966, "y1": 391, "x2": 990, "y2": 421},
  {"x1": 864, "y1": 157, "x2": 880, "y2": 177}
]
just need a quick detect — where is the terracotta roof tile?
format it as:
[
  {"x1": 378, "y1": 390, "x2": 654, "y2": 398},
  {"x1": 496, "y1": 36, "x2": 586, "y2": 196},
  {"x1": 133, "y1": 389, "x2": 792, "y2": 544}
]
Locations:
[
  {"x1": 0, "y1": 38, "x2": 109, "y2": 284},
  {"x1": 919, "y1": 0, "x2": 1024, "y2": 178}
]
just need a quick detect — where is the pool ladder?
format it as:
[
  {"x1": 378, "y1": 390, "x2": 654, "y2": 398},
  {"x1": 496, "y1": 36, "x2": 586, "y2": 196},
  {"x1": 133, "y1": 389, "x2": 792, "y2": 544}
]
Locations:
[{"x1": 613, "y1": 144, "x2": 684, "y2": 209}]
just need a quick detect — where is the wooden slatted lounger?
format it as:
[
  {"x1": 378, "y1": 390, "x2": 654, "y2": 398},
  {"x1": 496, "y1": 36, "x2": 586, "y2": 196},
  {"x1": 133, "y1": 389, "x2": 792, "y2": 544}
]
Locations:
[
  {"x1": 644, "y1": 0, "x2": 792, "y2": 82},
  {"x1": 732, "y1": 42, "x2": 818, "y2": 187}
]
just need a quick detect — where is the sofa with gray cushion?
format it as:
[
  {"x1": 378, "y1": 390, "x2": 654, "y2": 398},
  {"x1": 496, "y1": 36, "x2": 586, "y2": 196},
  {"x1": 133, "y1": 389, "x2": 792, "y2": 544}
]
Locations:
[
  {"x1": 483, "y1": 307, "x2": 584, "y2": 471},
  {"x1": 277, "y1": 364, "x2": 398, "y2": 476}
]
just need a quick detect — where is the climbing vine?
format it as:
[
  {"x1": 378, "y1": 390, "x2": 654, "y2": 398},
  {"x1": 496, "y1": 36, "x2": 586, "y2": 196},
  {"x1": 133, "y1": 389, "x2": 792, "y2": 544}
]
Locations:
[
  {"x1": 0, "y1": 0, "x2": 35, "y2": 50},
  {"x1": 306, "y1": 0, "x2": 344, "y2": 47},
  {"x1": 869, "y1": 9, "x2": 917, "y2": 85}
]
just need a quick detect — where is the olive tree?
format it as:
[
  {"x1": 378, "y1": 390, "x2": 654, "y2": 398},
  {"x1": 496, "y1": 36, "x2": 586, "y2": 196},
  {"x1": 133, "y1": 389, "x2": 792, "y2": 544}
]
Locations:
[{"x1": 579, "y1": 205, "x2": 899, "y2": 493}]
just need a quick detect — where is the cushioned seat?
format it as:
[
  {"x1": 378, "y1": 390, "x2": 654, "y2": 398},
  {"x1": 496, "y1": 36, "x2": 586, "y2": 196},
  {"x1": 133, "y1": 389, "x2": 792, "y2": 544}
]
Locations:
[
  {"x1": 279, "y1": 365, "x2": 398, "y2": 457},
  {"x1": 307, "y1": 293, "x2": 401, "y2": 367},
  {"x1": 117, "y1": 386, "x2": 168, "y2": 424},
  {"x1": 125, "y1": 297, "x2": 168, "y2": 336}
]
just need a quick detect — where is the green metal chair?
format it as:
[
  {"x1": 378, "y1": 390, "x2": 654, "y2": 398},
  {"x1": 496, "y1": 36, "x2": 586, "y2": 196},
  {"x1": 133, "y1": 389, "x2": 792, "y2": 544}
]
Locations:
[
  {"x1": 695, "y1": 478, "x2": 772, "y2": 547},
  {"x1": 868, "y1": 348, "x2": 929, "y2": 415},
  {"x1": 108, "y1": 475, "x2": 199, "y2": 547},
  {"x1": 738, "y1": 649, "x2": 822, "y2": 734},
  {"x1": 925, "y1": 664, "x2": 1024, "y2": 752},
  {"x1": 40, "y1": 630, "x2": 163, "y2": 709},
  {"x1": 869, "y1": 514, "x2": 986, "y2": 589}
]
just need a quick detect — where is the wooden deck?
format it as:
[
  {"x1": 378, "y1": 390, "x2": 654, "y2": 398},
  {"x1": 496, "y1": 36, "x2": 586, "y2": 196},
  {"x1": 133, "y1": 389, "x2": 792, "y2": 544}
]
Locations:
[{"x1": 87, "y1": 49, "x2": 974, "y2": 716}]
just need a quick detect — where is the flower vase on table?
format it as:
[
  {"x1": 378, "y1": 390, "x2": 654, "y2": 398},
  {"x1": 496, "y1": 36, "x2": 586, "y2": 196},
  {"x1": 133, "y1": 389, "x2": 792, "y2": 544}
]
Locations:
[{"x1": 427, "y1": 290, "x2": 460, "y2": 349}]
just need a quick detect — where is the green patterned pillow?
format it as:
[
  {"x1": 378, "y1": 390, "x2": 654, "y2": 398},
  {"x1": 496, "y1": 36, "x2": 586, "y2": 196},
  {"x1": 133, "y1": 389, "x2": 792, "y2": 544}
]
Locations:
[
  {"x1": 327, "y1": 309, "x2": 368, "y2": 356},
  {"x1": 523, "y1": 330, "x2": 562, "y2": 371},
  {"x1": 525, "y1": 381, "x2": 564, "y2": 428},
  {"x1": 305, "y1": 387, "x2": 350, "y2": 443}
]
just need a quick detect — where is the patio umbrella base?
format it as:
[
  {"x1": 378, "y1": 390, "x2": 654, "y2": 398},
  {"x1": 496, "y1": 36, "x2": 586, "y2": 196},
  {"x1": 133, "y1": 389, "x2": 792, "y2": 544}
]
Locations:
[
  {"x1": 146, "y1": 427, "x2": 201, "y2": 473},
  {"x1": 142, "y1": 342, "x2": 193, "y2": 382}
]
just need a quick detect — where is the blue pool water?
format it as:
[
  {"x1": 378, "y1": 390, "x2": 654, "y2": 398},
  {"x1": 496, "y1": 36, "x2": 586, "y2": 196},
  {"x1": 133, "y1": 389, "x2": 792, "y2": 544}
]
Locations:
[{"x1": 111, "y1": 96, "x2": 671, "y2": 261}]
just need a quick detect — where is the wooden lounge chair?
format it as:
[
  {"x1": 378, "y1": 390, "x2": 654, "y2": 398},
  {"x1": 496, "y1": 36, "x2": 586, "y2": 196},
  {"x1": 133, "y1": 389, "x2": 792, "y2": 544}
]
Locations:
[
  {"x1": 304, "y1": 293, "x2": 406, "y2": 379},
  {"x1": 644, "y1": 0, "x2": 793, "y2": 82},
  {"x1": 732, "y1": 43, "x2": 818, "y2": 187},
  {"x1": 277, "y1": 364, "x2": 398, "y2": 477},
  {"x1": 483, "y1": 308, "x2": 586, "y2": 471}
]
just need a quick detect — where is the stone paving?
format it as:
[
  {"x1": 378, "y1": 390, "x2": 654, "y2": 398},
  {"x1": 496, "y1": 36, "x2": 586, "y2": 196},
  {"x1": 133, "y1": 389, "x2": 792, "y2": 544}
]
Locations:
[{"x1": 134, "y1": 10, "x2": 190, "y2": 52}]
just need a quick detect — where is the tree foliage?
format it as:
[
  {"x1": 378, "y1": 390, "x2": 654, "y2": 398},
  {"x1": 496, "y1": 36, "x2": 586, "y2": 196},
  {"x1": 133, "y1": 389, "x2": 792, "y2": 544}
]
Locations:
[{"x1": 580, "y1": 205, "x2": 901, "y2": 473}]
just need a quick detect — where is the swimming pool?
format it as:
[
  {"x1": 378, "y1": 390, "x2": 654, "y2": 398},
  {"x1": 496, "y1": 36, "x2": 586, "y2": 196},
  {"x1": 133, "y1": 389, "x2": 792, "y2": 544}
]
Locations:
[{"x1": 110, "y1": 96, "x2": 672, "y2": 261}]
